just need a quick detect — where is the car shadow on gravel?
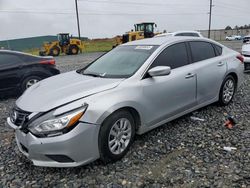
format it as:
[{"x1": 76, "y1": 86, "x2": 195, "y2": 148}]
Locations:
[{"x1": 0, "y1": 93, "x2": 19, "y2": 101}]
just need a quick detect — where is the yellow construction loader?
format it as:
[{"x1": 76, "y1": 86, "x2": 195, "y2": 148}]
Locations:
[
  {"x1": 114, "y1": 22, "x2": 161, "y2": 47},
  {"x1": 39, "y1": 33, "x2": 84, "y2": 56}
]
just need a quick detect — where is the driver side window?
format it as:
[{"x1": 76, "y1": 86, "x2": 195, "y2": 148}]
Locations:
[{"x1": 150, "y1": 42, "x2": 189, "y2": 69}]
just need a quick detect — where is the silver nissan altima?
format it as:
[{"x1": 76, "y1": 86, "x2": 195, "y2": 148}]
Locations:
[{"x1": 7, "y1": 37, "x2": 244, "y2": 167}]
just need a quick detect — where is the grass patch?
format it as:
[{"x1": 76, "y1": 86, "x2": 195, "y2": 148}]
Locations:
[
  {"x1": 23, "y1": 48, "x2": 40, "y2": 56},
  {"x1": 22, "y1": 38, "x2": 117, "y2": 56},
  {"x1": 83, "y1": 39, "x2": 116, "y2": 53}
]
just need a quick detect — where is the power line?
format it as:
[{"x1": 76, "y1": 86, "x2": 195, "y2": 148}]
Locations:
[
  {"x1": 215, "y1": 0, "x2": 248, "y2": 10},
  {"x1": 0, "y1": 10, "x2": 207, "y2": 16},
  {"x1": 213, "y1": 14, "x2": 250, "y2": 19},
  {"x1": 79, "y1": 0, "x2": 206, "y2": 7},
  {"x1": 215, "y1": 4, "x2": 249, "y2": 13}
]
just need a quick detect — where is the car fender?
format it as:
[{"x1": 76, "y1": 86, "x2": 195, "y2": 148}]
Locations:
[{"x1": 80, "y1": 87, "x2": 148, "y2": 126}]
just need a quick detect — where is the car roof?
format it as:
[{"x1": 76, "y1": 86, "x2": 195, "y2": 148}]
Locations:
[
  {"x1": 0, "y1": 50, "x2": 52, "y2": 58},
  {"x1": 173, "y1": 30, "x2": 201, "y2": 34},
  {"x1": 154, "y1": 31, "x2": 202, "y2": 38},
  {"x1": 122, "y1": 36, "x2": 215, "y2": 46}
]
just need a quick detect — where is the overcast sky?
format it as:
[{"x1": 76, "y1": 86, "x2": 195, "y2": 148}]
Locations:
[{"x1": 0, "y1": 0, "x2": 249, "y2": 40}]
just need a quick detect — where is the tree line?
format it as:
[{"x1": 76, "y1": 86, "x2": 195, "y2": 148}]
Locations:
[{"x1": 225, "y1": 24, "x2": 250, "y2": 30}]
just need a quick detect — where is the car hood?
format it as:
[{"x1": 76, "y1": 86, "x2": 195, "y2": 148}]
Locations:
[{"x1": 17, "y1": 71, "x2": 124, "y2": 112}]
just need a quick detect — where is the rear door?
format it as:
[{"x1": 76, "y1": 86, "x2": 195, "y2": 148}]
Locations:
[
  {"x1": 188, "y1": 41, "x2": 227, "y2": 104},
  {"x1": 141, "y1": 42, "x2": 197, "y2": 126},
  {"x1": 0, "y1": 53, "x2": 24, "y2": 91}
]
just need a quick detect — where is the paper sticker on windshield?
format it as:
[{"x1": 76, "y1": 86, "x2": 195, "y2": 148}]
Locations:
[{"x1": 135, "y1": 46, "x2": 153, "y2": 50}]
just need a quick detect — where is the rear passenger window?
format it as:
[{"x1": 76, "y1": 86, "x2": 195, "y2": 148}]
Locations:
[
  {"x1": 150, "y1": 42, "x2": 189, "y2": 69},
  {"x1": 213, "y1": 44, "x2": 222, "y2": 56},
  {"x1": 190, "y1": 33, "x2": 199, "y2": 37},
  {"x1": 0, "y1": 53, "x2": 23, "y2": 66},
  {"x1": 175, "y1": 33, "x2": 184, "y2": 36},
  {"x1": 175, "y1": 33, "x2": 199, "y2": 37},
  {"x1": 189, "y1": 41, "x2": 216, "y2": 62}
]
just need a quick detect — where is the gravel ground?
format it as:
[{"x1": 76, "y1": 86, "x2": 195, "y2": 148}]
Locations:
[{"x1": 0, "y1": 43, "x2": 250, "y2": 187}]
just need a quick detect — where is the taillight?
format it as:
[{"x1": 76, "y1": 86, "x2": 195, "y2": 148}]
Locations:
[
  {"x1": 236, "y1": 54, "x2": 244, "y2": 63},
  {"x1": 40, "y1": 59, "x2": 55, "y2": 65}
]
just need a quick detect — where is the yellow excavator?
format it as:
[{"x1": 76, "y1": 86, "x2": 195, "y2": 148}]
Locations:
[
  {"x1": 39, "y1": 33, "x2": 84, "y2": 56},
  {"x1": 114, "y1": 22, "x2": 161, "y2": 47}
]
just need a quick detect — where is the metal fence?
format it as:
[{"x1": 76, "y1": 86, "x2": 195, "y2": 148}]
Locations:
[{"x1": 199, "y1": 29, "x2": 250, "y2": 41}]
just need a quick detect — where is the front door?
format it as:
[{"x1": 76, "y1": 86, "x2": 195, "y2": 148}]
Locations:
[{"x1": 141, "y1": 42, "x2": 197, "y2": 127}]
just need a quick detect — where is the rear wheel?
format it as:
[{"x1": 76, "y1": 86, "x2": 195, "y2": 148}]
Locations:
[
  {"x1": 21, "y1": 76, "x2": 42, "y2": 93},
  {"x1": 50, "y1": 46, "x2": 60, "y2": 56},
  {"x1": 218, "y1": 75, "x2": 236, "y2": 105},
  {"x1": 98, "y1": 110, "x2": 135, "y2": 163}
]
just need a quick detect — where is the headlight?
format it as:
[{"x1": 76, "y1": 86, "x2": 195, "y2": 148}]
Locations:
[{"x1": 29, "y1": 108, "x2": 86, "y2": 137}]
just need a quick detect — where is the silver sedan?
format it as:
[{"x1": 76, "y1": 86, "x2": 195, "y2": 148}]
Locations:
[{"x1": 7, "y1": 37, "x2": 244, "y2": 167}]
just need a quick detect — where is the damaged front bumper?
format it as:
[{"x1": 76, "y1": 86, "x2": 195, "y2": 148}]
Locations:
[{"x1": 7, "y1": 117, "x2": 101, "y2": 167}]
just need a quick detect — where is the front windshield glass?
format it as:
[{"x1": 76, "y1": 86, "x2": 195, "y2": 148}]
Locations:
[
  {"x1": 136, "y1": 24, "x2": 144, "y2": 31},
  {"x1": 82, "y1": 45, "x2": 158, "y2": 78},
  {"x1": 145, "y1": 24, "x2": 154, "y2": 32}
]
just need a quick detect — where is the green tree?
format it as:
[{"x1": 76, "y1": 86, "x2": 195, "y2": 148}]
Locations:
[{"x1": 225, "y1": 26, "x2": 232, "y2": 30}]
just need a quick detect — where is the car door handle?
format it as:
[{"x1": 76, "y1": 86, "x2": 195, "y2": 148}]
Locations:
[
  {"x1": 217, "y1": 62, "x2": 225, "y2": 66},
  {"x1": 185, "y1": 73, "x2": 195, "y2": 79}
]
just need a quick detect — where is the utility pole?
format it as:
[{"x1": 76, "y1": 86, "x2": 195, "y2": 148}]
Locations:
[
  {"x1": 75, "y1": 0, "x2": 81, "y2": 40},
  {"x1": 208, "y1": 0, "x2": 213, "y2": 38}
]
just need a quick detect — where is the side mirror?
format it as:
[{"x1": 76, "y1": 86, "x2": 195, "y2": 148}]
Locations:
[{"x1": 148, "y1": 66, "x2": 171, "y2": 77}]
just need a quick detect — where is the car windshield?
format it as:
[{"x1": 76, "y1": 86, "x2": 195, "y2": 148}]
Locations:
[{"x1": 81, "y1": 45, "x2": 158, "y2": 78}]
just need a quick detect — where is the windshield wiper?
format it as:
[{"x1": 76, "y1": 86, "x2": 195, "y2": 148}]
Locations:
[
  {"x1": 82, "y1": 73, "x2": 100, "y2": 77},
  {"x1": 82, "y1": 71, "x2": 106, "y2": 77}
]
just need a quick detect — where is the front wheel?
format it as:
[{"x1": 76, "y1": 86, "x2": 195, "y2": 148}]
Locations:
[
  {"x1": 69, "y1": 45, "x2": 79, "y2": 55},
  {"x1": 20, "y1": 76, "x2": 42, "y2": 93},
  {"x1": 218, "y1": 75, "x2": 236, "y2": 106},
  {"x1": 50, "y1": 46, "x2": 60, "y2": 56},
  {"x1": 98, "y1": 110, "x2": 135, "y2": 163}
]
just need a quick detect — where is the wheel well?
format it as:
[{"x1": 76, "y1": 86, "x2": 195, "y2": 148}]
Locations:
[
  {"x1": 70, "y1": 44, "x2": 79, "y2": 49},
  {"x1": 227, "y1": 72, "x2": 238, "y2": 85},
  {"x1": 113, "y1": 107, "x2": 141, "y2": 131},
  {"x1": 21, "y1": 72, "x2": 49, "y2": 83}
]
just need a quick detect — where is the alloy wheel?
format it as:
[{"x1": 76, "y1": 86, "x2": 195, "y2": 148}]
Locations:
[
  {"x1": 223, "y1": 79, "x2": 235, "y2": 103},
  {"x1": 108, "y1": 118, "x2": 132, "y2": 155},
  {"x1": 26, "y1": 79, "x2": 39, "y2": 89}
]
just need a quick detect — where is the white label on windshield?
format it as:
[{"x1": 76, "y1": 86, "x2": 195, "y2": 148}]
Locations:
[{"x1": 135, "y1": 46, "x2": 153, "y2": 50}]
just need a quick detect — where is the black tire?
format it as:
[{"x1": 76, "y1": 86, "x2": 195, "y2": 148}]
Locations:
[
  {"x1": 39, "y1": 51, "x2": 45, "y2": 56},
  {"x1": 69, "y1": 45, "x2": 79, "y2": 55},
  {"x1": 218, "y1": 75, "x2": 236, "y2": 106},
  {"x1": 98, "y1": 110, "x2": 135, "y2": 163},
  {"x1": 20, "y1": 76, "x2": 42, "y2": 93},
  {"x1": 50, "y1": 46, "x2": 60, "y2": 56}
]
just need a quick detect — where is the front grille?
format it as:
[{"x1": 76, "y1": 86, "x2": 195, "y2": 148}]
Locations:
[{"x1": 10, "y1": 107, "x2": 31, "y2": 127}]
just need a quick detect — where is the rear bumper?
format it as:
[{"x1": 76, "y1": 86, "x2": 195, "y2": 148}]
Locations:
[{"x1": 9, "y1": 119, "x2": 101, "y2": 167}]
